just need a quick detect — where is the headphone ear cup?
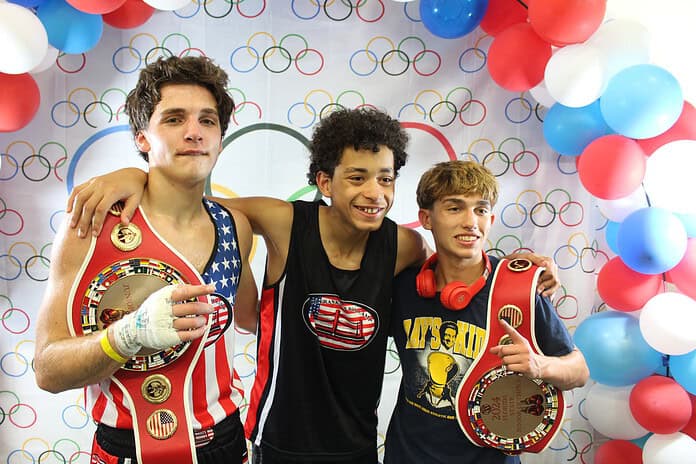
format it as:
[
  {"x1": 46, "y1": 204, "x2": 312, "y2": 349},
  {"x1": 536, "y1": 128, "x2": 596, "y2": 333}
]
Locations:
[
  {"x1": 440, "y1": 283, "x2": 471, "y2": 310},
  {"x1": 416, "y1": 268, "x2": 436, "y2": 298}
]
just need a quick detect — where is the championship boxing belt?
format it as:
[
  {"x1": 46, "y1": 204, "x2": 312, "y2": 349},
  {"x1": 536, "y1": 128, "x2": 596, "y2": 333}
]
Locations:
[
  {"x1": 67, "y1": 206, "x2": 211, "y2": 464},
  {"x1": 455, "y1": 258, "x2": 565, "y2": 455}
]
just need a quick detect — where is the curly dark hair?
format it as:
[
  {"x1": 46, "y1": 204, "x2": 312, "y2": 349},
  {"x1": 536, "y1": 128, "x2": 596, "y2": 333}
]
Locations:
[
  {"x1": 125, "y1": 56, "x2": 235, "y2": 161},
  {"x1": 306, "y1": 107, "x2": 409, "y2": 185}
]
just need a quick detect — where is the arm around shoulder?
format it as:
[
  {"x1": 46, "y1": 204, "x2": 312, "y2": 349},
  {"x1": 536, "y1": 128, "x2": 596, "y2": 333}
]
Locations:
[
  {"x1": 538, "y1": 348, "x2": 589, "y2": 391},
  {"x1": 395, "y1": 225, "x2": 432, "y2": 276}
]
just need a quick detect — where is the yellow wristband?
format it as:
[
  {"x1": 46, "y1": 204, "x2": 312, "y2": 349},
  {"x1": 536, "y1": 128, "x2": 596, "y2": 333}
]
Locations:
[{"x1": 100, "y1": 329, "x2": 129, "y2": 364}]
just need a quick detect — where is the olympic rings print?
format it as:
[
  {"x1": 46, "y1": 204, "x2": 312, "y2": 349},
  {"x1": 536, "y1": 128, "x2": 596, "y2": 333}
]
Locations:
[
  {"x1": 290, "y1": 0, "x2": 385, "y2": 22},
  {"x1": 350, "y1": 35, "x2": 441, "y2": 77},
  {"x1": 230, "y1": 32, "x2": 324, "y2": 75}
]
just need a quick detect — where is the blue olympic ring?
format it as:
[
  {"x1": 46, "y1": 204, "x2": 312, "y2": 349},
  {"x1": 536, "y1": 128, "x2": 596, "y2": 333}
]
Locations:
[
  {"x1": 553, "y1": 244, "x2": 580, "y2": 270},
  {"x1": 504, "y1": 97, "x2": 533, "y2": 124},
  {"x1": 50, "y1": 101, "x2": 81, "y2": 129},
  {"x1": 173, "y1": 0, "x2": 202, "y2": 18},
  {"x1": 556, "y1": 154, "x2": 578, "y2": 175},
  {"x1": 0, "y1": 254, "x2": 22, "y2": 281},
  {"x1": 402, "y1": 1, "x2": 420, "y2": 22},
  {"x1": 0, "y1": 351, "x2": 29, "y2": 377},
  {"x1": 229, "y1": 45, "x2": 260, "y2": 73},
  {"x1": 349, "y1": 49, "x2": 379, "y2": 77},
  {"x1": 61, "y1": 404, "x2": 91, "y2": 429},
  {"x1": 458, "y1": 47, "x2": 486, "y2": 73},
  {"x1": 286, "y1": 101, "x2": 318, "y2": 129},
  {"x1": 499, "y1": 203, "x2": 528, "y2": 229},
  {"x1": 112, "y1": 46, "x2": 142, "y2": 74},
  {"x1": 233, "y1": 352, "x2": 257, "y2": 379},
  {"x1": 0, "y1": 153, "x2": 20, "y2": 181},
  {"x1": 396, "y1": 103, "x2": 428, "y2": 121},
  {"x1": 291, "y1": 0, "x2": 321, "y2": 20}
]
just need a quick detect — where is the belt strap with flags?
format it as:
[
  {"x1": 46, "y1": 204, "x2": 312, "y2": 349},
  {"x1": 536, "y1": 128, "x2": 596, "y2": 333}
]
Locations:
[{"x1": 68, "y1": 205, "x2": 211, "y2": 464}]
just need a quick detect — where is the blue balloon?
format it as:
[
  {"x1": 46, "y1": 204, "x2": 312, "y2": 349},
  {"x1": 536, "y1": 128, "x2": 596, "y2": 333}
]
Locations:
[
  {"x1": 36, "y1": 0, "x2": 103, "y2": 55},
  {"x1": 617, "y1": 207, "x2": 687, "y2": 274},
  {"x1": 543, "y1": 100, "x2": 614, "y2": 156},
  {"x1": 9, "y1": 0, "x2": 48, "y2": 7},
  {"x1": 420, "y1": 0, "x2": 489, "y2": 39},
  {"x1": 605, "y1": 220, "x2": 621, "y2": 255},
  {"x1": 574, "y1": 311, "x2": 662, "y2": 386},
  {"x1": 600, "y1": 64, "x2": 683, "y2": 139},
  {"x1": 670, "y1": 349, "x2": 696, "y2": 395},
  {"x1": 675, "y1": 212, "x2": 696, "y2": 238}
]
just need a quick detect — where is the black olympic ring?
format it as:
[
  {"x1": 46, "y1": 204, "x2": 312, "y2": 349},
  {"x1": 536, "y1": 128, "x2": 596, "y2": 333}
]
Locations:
[
  {"x1": 380, "y1": 49, "x2": 410, "y2": 76},
  {"x1": 25, "y1": 255, "x2": 51, "y2": 282},
  {"x1": 204, "y1": 0, "x2": 233, "y2": 19},
  {"x1": 529, "y1": 201, "x2": 556, "y2": 228},
  {"x1": 319, "y1": 102, "x2": 347, "y2": 121},
  {"x1": 323, "y1": 0, "x2": 355, "y2": 22},
  {"x1": 428, "y1": 101, "x2": 458, "y2": 128},
  {"x1": 262, "y1": 45, "x2": 293, "y2": 73},
  {"x1": 21, "y1": 154, "x2": 52, "y2": 182},
  {"x1": 481, "y1": 150, "x2": 511, "y2": 177},
  {"x1": 83, "y1": 101, "x2": 114, "y2": 129}
]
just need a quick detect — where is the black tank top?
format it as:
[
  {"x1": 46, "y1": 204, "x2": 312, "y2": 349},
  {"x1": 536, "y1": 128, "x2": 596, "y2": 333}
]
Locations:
[{"x1": 245, "y1": 200, "x2": 398, "y2": 462}]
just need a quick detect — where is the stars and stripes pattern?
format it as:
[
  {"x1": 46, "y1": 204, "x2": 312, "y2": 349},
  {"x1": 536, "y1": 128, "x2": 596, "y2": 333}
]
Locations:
[
  {"x1": 146, "y1": 409, "x2": 177, "y2": 439},
  {"x1": 203, "y1": 199, "x2": 240, "y2": 303},
  {"x1": 303, "y1": 294, "x2": 378, "y2": 350}
]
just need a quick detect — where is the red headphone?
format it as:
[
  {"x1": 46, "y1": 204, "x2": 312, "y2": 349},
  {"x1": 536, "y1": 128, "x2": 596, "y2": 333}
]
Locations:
[{"x1": 416, "y1": 252, "x2": 491, "y2": 310}]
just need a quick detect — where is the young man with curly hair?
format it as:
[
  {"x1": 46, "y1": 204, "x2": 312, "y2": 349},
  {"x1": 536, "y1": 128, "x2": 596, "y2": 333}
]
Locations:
[{"x1": 67, "y1": 108, "x2": 559, "y2": 463}]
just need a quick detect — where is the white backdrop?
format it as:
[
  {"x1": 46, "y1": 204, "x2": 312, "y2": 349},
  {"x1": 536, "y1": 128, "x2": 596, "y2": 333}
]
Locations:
[{"x1": 0, "y1": 2, "x2": 612, "y2": 462}]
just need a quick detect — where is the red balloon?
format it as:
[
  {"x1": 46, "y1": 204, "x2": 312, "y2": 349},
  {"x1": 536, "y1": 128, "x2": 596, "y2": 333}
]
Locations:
[
  {"x1": 66, "y1": 0, "x2": 126, "y2": 14},
  {"x1": 578, "y1": 135, "x2": 647, "y2": 199},
  {"x1": 480, "y1": 0, "x2": 528, "y2": 37},
  {"x1": 594, "y1": 439, "x2": 642, "y2": 464},
  {"x1": 528, "y1": 0, "x2": 606, "y2": 46},
  {"x1": 103, "y1": 0, "x2": 154, "y2": 29},
  {"x1": 637, "y1": 101, "x2": 696, "y2": 156},
  {"x1": 487, "y1": 23, "x2": 552, "y2": 92},
  {"x1": 0, "y1": 73, "x2": 40, "y2": 133},
  {"x1": 597, "y1": 256, "x2": 662, "y2": 311},
  {"x1": 682, "y1": 394, "x2": 696, "y2": 440},
  {"x1": 630, "y1": 375, "x2": 692, "y2": 434},
  {"x1": 666, "y1": 238, "x2": 696, "y2": 300}
]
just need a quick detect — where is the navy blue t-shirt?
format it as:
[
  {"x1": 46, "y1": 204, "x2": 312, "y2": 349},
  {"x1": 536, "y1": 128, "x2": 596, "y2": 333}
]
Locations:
[{"x1": 383, "y1": 256, "x2": 574, "y2": 464}]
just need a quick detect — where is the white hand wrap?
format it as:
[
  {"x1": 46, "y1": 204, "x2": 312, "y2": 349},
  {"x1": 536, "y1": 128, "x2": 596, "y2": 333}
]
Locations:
[{"x1": 110, "y1": 285, "x2": 182, "y2": 356}]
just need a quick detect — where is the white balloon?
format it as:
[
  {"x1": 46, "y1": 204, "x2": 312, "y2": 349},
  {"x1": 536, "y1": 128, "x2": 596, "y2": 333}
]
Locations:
[
  {"x1": 640, "y1": 292, "x2": 696, "y2": 355},
  {"x1": 30, "y1": 45, "x2": 59, "y2": 74},
  {"x1": 143, "y1": 0, "x2": 191, "y2": 10},
  {"x1": 0, "y1": 3, "x2": 49, "y2": 74},
  {"x1": 643, "y1": 140, "x2": 696, "y2": 215},
  {"x1": 529, "y1": 80, "x2": 556, "y2": 108},
  {"x1": 643, "y1": 432, "x2": 696, "y2": 464},
  {"x1": 596, "y1": 186, "x2": 650, "y2": 222},
  {"x1": 588, "y1": 19, "x2": 651, "y2": 82},
  {"x1": 544, "y1": 43, "x2": 606, "y2": 108},
  {"x1": 585, "y1": 383, "x2": 648, "y2": 439}
]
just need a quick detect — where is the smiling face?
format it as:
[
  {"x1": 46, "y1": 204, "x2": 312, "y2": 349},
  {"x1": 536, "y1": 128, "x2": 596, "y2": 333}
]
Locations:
[
  {"x1": 135, "y1": 83, "x2": 222, "y2": 185},
  {"x1": 419, "y1": 194, "x2": 494, "y2": 263},
  {"x1": 316, "y1": 145, "x2": 396, "y2": 233}
]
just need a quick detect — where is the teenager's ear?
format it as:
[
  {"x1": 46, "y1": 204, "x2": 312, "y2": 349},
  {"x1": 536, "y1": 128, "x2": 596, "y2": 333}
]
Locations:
[
  {"x1": 135, "y1": 131, "x2": 150, "y2": 153},
  {"x1": 418, "y1": 209, "x2": 432, "y2": 230},
  {"x1": 491, "y1": 214, "x2": 495, "y2": 225},
  {"x1": 316, "y1": 171, "x2": 332, "y2": 197}
]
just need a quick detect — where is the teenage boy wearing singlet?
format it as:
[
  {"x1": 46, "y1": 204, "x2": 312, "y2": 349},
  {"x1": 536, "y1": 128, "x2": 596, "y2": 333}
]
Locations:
[
  {"x1": 34, "y1": 56, "x2": 258, "y2": 463},
  {"x1": 64, "y1": 109, "x2": 561, "y2": 463}
]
